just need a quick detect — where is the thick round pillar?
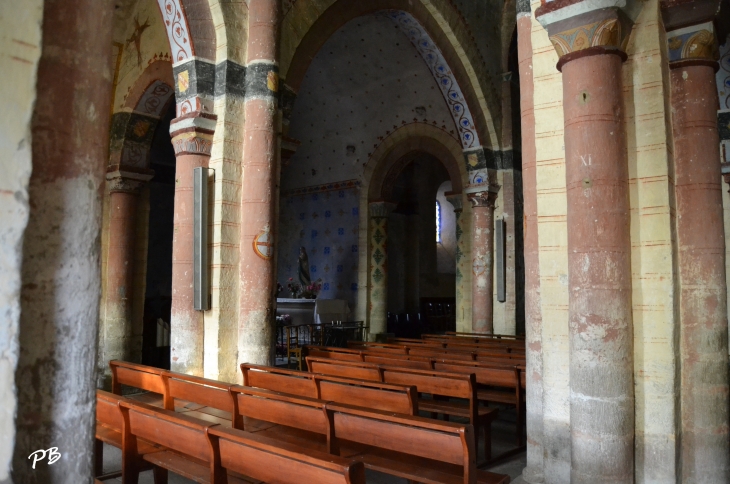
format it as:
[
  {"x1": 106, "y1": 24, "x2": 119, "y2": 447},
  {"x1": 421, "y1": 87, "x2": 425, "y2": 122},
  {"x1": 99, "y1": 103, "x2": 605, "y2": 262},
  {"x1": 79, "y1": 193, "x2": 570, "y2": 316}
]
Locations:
[
  {"x1": 238, "y1": 0, "x2": 281, "y2": 367},
  {"x1": 561, "y1": 51, "x2": 634, "y2": 483},
  {"x1": 518, "y1": 2, "x2": 544, "y2": 481},
  {"x1": 468, "y1": 190, "x2": 498, "y2": 333},
  {"x1": 12, "y1": 0, "x2": 114, "y2": 481},
  {"x1": 169, "y1": 113, "x2": 216, "y2": 376},
  {"x1": 368, "y1": 201, "x2": 396, "y2": 337},
  {"x1": 671, "y1": 62, "x2": 730, "y2": 481},
  {"x1": 102, "y1": 174, "x2": 148, "y2": 368}
]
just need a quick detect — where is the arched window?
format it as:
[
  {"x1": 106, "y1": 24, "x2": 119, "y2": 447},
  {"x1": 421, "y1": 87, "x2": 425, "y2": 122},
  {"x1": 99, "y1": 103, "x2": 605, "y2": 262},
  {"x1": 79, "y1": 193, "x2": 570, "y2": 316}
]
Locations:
[{"x1": 436, "y1": 200, "x2": 442, "y2": 243}]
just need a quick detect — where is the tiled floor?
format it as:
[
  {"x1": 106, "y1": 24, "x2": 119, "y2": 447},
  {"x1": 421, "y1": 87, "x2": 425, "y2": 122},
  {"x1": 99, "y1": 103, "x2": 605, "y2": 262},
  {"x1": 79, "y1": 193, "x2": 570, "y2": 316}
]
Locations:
[{"x1": 99, "y1": 404, "x2": 526, "y2": 483}]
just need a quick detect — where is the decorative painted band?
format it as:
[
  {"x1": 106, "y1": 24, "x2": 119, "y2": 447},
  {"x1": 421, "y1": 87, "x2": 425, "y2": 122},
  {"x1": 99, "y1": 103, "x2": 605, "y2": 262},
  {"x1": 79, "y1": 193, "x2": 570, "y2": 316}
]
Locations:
[
  {"x1": 281, "y1": 179, "x2": 361, "y2": 197},
  {"x1": 245, "y1": 62, "x2": 280, "y2": 101}
]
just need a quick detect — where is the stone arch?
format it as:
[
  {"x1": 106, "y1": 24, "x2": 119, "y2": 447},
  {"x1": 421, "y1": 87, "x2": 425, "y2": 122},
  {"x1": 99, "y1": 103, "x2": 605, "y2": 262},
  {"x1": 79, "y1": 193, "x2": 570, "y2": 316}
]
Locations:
[
  {"x1": 155, "y1": 0, "x2": 216, "y2": 62},
  {"x1": 110, "y1": 60, "x2": 175, "y2": 170},
  {"x1": 365, "y1": 122, "x2": 467, "y2": 201},
  {"x1": 281, "y1": 0, "x2": 500, "y2": 150}
]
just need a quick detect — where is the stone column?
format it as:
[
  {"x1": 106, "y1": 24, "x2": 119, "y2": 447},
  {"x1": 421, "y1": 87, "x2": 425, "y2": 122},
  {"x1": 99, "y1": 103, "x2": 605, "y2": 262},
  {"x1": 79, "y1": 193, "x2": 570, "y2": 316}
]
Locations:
[
  {"x1": 467, "y1": 187, "x2": 499, "y2": 333},
  {"x1": 169, "y1": 112, "x2": 216, "y2": 376},
  {"x1": 446, "y1": 193, "x2": 468, "y2": 331},
  {"x1": 663, "y1": 8, "x2": 730, "y2": 480},
  {"x1": 403, "y1": 206, "x2": 420, "y2": 313},
  {"x1": 238, "y1": 0, "x2": 281, "y2": 367},
  {"x1": 12, "y1": 0, "x2": 114, "y2": 481},
  {"x1": 368, "y1": 201, "x2": 396, "y2": 337},
  {"x1": 102, "y1": 170, "x2": 153, "y2": 373},
  {"x1": 536, "y1": 3, "x2": 638, "y2": 482},
  {"x1": 518, "y1": 0, "x2": 544, "y2": 480}
]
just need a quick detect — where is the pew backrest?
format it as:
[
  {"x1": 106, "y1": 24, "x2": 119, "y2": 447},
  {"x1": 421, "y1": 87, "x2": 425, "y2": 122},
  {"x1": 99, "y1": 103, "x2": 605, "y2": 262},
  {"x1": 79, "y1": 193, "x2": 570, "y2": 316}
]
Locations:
[
  {"x1": 306, "y1": 357, "x2": 383, "y2": 382},
  {"x1": 109, "y1": 360, "x2": 167, "y2": 406},
  {"x1": 161, "y1": 370, "x2": 234, "y2": 414},
  {"x1": 209, "y1": 426, "x2": 366, "y2": 484},
  {"x1": 304, "y1": 346, "x2": 364, "y2": 362},
  {"x1": 362, "y1": 353, "x2": 433, "y2": 370},
  {"x1": 97, "y1": 389, "x2": 125, "y2": 432},
  {"x1": 314, "y1": 374, "x2": 418, "y2": 415},
  {"x1": 241, "y1": 363, "x2": 319, "y2": 398}
]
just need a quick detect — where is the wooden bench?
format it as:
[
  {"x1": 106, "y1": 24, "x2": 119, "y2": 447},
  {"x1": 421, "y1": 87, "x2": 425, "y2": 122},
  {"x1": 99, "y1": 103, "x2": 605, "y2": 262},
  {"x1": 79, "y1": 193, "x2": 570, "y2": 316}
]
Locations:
[
  {"x1": 346, "y1": 341, "x2": 408, "y2": 354},
  {"x1": 303, "y1": 346, "x2": 364, "y2": 363},
  {"x1": 433, "y1": 360, "x2": 525, "y2": 447},
  {"x1": 95, "y1": 390, "x2": 164, "y2": 483},
  {"x1": 362, "y1": 353, "x2": 433, "y2": 370},
  {"x1": 110, "y1": 360, "x2": 170, "y2": 408},
  {"x1": 119, "y1": 397, "x2": 365, "y2": 484},
  {"x1": 326, "y1": 402, "x2": 510, "y2": 484},
  {"x1": 305, "y1": 357, "x2": 499, "y2": 460},
  {"x1": 241, "y1": 363, "x2": 418, "y2": 414}
]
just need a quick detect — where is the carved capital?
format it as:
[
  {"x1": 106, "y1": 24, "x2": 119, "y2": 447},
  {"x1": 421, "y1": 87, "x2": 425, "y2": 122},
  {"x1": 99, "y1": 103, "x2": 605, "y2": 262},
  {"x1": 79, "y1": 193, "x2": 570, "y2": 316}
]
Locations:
[
  {"x1": 169, "y1": 111, "x2": 217, "y2": 156},
  {"x1": 106, "y1": 168, "x2": 154, "y2": 194},
  {"x1": 535, "y1": 0, "x2": 643, "y2": 70},
  {"x1": 369, "y1": 201, "x2": 397, "y2": 218},
  {"x1": 468, "y1": 190, "x2": 498, "y2": 209},
  {"x1": 445, "y1": 192, "x2": 464, "y2": 212}
]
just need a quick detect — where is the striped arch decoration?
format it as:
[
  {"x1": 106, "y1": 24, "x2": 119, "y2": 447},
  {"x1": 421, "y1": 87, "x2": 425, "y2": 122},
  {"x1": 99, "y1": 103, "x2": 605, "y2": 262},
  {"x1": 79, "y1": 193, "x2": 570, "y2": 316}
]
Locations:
[{"x1": 380, "y1": 10, "x2": 480, "y2": 150}]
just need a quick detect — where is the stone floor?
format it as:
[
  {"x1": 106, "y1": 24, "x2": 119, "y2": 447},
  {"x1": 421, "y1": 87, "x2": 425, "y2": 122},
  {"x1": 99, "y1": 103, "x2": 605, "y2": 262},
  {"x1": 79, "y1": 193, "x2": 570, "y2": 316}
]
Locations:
[{"x1": 99, "y1": 404, "x2": 526, "y2": 483}]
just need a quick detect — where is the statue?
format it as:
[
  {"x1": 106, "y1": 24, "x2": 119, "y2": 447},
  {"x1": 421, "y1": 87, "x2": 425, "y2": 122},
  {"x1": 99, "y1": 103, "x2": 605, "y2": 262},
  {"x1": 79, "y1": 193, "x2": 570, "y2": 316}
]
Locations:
[{"x1": 298, "y1": 246, "x2": 311, "y2": 287}]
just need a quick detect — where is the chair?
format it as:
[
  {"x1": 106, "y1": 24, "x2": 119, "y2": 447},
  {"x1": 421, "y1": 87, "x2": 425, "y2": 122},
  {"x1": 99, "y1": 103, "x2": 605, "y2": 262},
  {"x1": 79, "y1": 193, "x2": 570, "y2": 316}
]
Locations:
[{"x1": 285, "y1": 325, "x2": 303, "y2": 370}]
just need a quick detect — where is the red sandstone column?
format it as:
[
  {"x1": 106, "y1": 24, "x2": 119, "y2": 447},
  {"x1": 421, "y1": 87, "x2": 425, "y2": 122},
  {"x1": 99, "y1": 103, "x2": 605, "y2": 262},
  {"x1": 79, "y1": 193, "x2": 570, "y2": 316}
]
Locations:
[
  {"x1": 13, "y1": 0, "x2": 114, "y2": 481},
  {"x1": 238, "y1": 0, "x2": 281, "y2": 367},
  {"x1": 536, "y1": 5, "x2": 636, "y2": 482},
  {"x1": 468, "y1": 188, "x2": 498, "y2": 333},
  {"x1": 517, "y1": 1, "x2": 544, "y2": 480},
  {"x1": 665, "y1": 19, "x2": 730, "y2": 481},
  {"x1": 169, "y1": 113, "x2": 216, "y2": 376},
  {"x1": 103, "y1": 170, "x2": 152, "y2": 368}
]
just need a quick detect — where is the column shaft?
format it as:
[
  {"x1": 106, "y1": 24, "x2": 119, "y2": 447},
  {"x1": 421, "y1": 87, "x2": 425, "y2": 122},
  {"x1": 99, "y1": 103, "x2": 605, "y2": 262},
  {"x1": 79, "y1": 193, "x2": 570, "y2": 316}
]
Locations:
[
  {"x1": 672, "y1": 64, "x2": 730, "y2": 482},
  {"x1": 562, "y1": 53, "x2": 634, "y2": 483},
  {"x1": 470, "y1": 192, "x2": 497, "y2": 333},
  {"x1": 238, "y1": 0, "x2": 280, "y2": 367},
  {"x1": 369, "y1": 213, "x2": 390, "y2": 336},
  {"x1": 518, "y1": 6, "x2": 544, "y2": 482},
  {"x1": 104, "y1": 189, "x2": 140, "y2": 364},
  {"x1": 13, "y1": 0, "x2": 114, "y2": 480},
  {"x1": 170, "y1": 151, "x2": 209, "y2": 375}
]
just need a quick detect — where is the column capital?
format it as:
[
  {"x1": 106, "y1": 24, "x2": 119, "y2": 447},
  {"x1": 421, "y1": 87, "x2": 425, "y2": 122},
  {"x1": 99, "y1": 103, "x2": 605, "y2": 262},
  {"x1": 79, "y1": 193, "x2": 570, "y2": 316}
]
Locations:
[
  {"x1": 169, "y1": 111, "x2": 217, "y2": 156},
  {"x1": 106, "y1": 168, "x2": 154, "y2": 194},
  {"x1": 369, "y1": 201, "x2": 397, "y2": 218},
  {"x1": 661, "y1": 0, "x2": 721, "y2": 68},
  {"x1": 467, "y1": 189, "x2": 498, "y2": 208},
  {"x1": 535, "y1": 0, "x2": 643, "y2": 71},
  {"x1": 445, "y1": 192, "x2": 464, "y2": 212}
]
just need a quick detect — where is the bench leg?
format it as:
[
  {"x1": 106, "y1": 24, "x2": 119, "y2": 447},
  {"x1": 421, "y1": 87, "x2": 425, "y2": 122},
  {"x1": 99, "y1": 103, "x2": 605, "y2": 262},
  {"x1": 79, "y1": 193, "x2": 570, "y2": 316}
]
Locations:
[
  {"x1": 517, "y1": 403, "x2": 524, "y2": 447},
  {"x1": 153, "y1": 466, "x2": 168, "y2": 484},
  {"x1": 482, "y1": 422, "x2": 492, "y2": 461},
  {"x1": 94, "y1": 439, "x2": 103, "y2": 477}
]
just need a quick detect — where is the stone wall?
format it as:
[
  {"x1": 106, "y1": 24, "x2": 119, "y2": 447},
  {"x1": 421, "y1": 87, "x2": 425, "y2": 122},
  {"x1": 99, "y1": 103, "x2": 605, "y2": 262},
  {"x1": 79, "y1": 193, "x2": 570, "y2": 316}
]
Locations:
[{"x1": 0, "y1": 3, "x2": 43, "y2": 481}]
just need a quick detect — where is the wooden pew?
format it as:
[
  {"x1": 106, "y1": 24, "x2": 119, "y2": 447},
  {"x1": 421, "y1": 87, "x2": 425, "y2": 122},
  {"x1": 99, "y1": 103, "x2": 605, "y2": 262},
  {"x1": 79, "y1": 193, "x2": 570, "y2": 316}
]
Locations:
[
  {"x1": 95, "y1": 390, "x2": 163, "y2": 482},
  {"x1": 362, "y1": 353, "x2": 433, "y2": 370},
  {"x1": 119, "y1": 397, "x2": 366, "y2": 484},
  {"x1": 241, "y1": 363, "x2": 418, "y2": 415},
  {"x1": 444, "y1": 332, "x2": 525, "y2": 340},
  {"x1": 346, "y1": 341, "x2": 408, "y2": 354},
  {"x1": 110, "y1": 360, "x2": 170, "y2": 408},
  {"x1": 161, "y1": 370, "x2": 235, "y2": 427},
  {"x1": 304, "y1": 346, "x2": 364, "y2": 363},
  {"x1": 210, "y1": 425, "x2": 366, "y2": 484},
  {"x1": 305, "y1": 357, "x2": 499, "y2": 460},
  {"x1": 326, "y1": 402, "x2": 510, "y2": 484},
  {"x1": 433, "y1": 360, "x2": 525, "y2": 447}
]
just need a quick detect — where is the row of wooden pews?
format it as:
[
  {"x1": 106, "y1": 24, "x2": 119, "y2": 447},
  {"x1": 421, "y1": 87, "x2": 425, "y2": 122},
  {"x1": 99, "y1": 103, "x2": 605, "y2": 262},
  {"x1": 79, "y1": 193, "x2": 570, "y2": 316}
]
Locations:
[
  {"x1": 302, "y1": 332, "x2": 526, "y2": 454},
  {"x1": 96, "y1": 359, "x2": 510, "y2": 484}
]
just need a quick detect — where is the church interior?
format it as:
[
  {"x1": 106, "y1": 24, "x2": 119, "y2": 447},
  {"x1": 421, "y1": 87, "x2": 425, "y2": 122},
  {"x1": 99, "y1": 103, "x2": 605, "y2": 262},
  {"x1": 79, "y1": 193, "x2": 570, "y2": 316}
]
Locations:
[{"x1": 2, "y1": 0, "x2": 730, "y2": 482}]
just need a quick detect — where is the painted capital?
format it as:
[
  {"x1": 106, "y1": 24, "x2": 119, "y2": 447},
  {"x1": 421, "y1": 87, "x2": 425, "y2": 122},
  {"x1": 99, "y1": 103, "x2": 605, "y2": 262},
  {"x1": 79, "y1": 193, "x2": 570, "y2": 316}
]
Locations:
[
  {"x1": 535, "y1": 0, "x2": 643, "y2": 69},
  {"x1": 169, "y1": 111, "x2": 217, "y2": 156},
  {"x1": 445, "y1": 192, "x2": 464, "y2": 212},
  {"x1": 467, "y1": 189, "x2": 499, "y2": 209},
  {"x1": 106, "y1": 168, "x2": 154, "y2": 194},
  {"x1": 369, "y1": 201, "x2": 397, "y2": 218},
  {"x1": 667, "y1": 24, "x2": 718, "y2": 66}
]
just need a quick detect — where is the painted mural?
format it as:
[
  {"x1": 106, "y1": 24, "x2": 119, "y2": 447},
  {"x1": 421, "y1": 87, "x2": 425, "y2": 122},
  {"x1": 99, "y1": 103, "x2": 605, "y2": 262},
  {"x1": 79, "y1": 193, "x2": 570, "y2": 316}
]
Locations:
[{"x1": 277, "y1": 182, "x2": 361, "y2": 309}]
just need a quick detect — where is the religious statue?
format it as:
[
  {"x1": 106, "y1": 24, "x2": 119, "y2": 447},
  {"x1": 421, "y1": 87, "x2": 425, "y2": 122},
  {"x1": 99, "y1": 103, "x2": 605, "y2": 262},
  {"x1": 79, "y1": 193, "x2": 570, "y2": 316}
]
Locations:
[{"x1": 298, "y1": 246, "x2": 311, "y2": 286}]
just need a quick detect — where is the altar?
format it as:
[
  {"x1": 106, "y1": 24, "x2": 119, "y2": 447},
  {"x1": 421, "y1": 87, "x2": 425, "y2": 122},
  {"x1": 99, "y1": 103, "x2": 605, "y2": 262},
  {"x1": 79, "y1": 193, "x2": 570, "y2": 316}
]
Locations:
[{"x1": 276, "y1": 298, "x2": 316, "y2": 326}]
